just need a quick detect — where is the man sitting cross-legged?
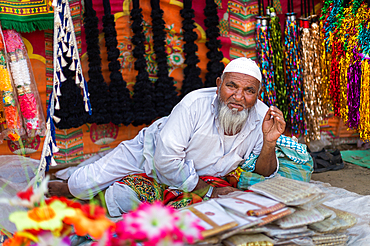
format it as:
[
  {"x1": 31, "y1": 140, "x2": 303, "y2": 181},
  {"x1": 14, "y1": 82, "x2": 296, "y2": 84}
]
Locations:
[{"x1": 48, "y1": 57, "x2": 286, "y2": 217}]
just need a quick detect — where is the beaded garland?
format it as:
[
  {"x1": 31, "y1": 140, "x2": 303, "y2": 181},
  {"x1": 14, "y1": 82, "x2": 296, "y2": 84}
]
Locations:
[
  {"x1": 269, "y1": 7, "x2": 287, "y2": 120},
  {"x1": 4, "y1": 30, "x2": 46, "y2": 137},
  {"x1": 0, "y1": 29, "x2": 24, "y2": 142},
  {"x1": 284, "y1": 13, "x2": 305, "y2": 136},
  {"x1": 258, "y1": 18, "x2": 276, "y2": 107},
  {"x1": 320, "y1": 0, "x2": 370, "y2": 141}
]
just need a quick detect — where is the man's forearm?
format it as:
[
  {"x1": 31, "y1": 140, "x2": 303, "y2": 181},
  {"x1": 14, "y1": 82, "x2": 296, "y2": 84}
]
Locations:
[
  {"x1": 191, "y1": 178, "x2": 211, "y2": 197},
  {"x1": 254, "y1": 140, "x2": 277, "y2": 177}
]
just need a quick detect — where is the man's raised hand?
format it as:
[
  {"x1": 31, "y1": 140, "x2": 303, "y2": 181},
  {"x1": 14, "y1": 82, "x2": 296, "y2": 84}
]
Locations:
[{"x1": 262, "y1": 106, "x2": 286, "y2": 144}]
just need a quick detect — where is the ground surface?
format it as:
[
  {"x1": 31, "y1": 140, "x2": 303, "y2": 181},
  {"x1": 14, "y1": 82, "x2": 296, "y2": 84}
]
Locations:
[{"x1": 311, "y1": 143, "x2": 370, "y2": 196}]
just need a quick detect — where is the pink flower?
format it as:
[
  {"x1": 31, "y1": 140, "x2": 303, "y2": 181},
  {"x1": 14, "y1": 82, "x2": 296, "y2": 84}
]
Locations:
[{"x1": 175, "y1": 211, "x2": 205, "y2": 244}]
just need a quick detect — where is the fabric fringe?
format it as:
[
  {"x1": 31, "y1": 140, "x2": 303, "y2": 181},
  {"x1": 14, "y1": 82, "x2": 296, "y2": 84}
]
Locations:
[{"x1": 1, "y1": 20, "x2": 53, "y2": 33}]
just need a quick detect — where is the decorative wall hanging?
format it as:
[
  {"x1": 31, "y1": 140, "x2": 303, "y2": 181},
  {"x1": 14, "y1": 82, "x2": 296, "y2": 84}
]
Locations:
[
  {"x1": 130, "y1": 0, "x2": 157, "y2": 126},
  {"x1": 0, "y1": 0, "x2": 53, "y2": 33},
  {"x1": 103, "y1": 0, "x2": 133, "y2": 126},
  {"x1": 151, "y1": 0, "x2": 179, "y2": 117},
  {"x1": 3, "y1": 30, "x2": 46, "y2": 138},
  {"x1": 204, "y1": 0, "x2": 224, "y2": 88},
  {"x1": 36, "y1": 0, "x2": 93, "y2": 178},
  {"x1": 180, "y1": 0, "x2": 203, "y2": 97},
  {"x1": 0, "y1": 28, "x2": 24, "y2": 142},
  {"x1": 84, "y1": 0, "x2": 111, "y2": 125},
  {"x1": 52, "y1": 0, "x2": 91, "y2": 130}
]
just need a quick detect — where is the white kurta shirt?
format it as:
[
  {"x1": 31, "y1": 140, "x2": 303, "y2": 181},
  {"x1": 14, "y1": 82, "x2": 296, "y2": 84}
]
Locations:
[{"x1": 68, "y1": 88, "x2": 278, "y2": 199}]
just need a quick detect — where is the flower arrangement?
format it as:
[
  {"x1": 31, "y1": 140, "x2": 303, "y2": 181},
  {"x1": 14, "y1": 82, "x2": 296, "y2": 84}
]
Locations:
[{"x1": 1, "y1": 177, "x2": 205, "y2": 246}]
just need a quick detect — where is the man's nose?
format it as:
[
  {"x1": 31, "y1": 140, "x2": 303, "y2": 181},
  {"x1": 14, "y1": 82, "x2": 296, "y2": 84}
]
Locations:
[{"x1": 233, "y1": 89, "x2": 244, "y2": 101}]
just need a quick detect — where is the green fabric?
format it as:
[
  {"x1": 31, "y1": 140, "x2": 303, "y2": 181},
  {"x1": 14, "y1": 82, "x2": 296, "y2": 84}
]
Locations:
[
  {"x1": 341, "y1": 150, "x2": 370, "y2": 169},
  {"x1": 237, "y1": 143, "x2": 314, "y2": 189},
  {"x1": 0, "y1": 0, "x2": 53, "y2": 33}
]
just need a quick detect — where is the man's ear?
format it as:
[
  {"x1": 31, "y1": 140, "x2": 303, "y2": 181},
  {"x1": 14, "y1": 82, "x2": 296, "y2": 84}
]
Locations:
[{"x1": 216, "y1": 77, "x2": 221, "y2": 94}]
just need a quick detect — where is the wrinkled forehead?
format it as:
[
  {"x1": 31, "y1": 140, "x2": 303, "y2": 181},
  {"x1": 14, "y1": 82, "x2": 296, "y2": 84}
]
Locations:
[{"x1": 221, "y1": 72, "x2": 261, "y2": 89}]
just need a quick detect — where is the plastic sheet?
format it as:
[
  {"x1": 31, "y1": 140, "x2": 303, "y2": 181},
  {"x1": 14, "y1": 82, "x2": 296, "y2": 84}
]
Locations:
[{"x1": 0, "y1": 155, "x2": 38, "y2": 234}]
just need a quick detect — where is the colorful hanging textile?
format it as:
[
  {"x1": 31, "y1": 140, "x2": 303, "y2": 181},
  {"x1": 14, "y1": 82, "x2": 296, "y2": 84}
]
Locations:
[
  {"x1": 227, "y1": 0, "x2": 259, "y2": 60},
  {"x1": 0, "y1": 0, "x2": 53, "y2": 33}
]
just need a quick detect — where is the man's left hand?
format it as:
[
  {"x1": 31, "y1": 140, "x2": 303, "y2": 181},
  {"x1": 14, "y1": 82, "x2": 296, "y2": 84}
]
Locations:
[{"x1": 262, "y1": 106, "x2": 286, "y2": 144}]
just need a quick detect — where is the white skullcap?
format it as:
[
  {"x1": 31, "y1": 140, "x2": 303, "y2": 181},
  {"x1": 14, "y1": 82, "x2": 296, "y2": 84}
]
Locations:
[{"x1": 223, "y1": 57, "x2": 262, "y2": 82}]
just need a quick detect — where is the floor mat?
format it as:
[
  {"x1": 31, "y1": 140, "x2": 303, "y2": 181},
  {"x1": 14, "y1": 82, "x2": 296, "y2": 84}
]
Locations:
[{"x1": 340, "y1": 150, "x2": 370, "y2": 169}]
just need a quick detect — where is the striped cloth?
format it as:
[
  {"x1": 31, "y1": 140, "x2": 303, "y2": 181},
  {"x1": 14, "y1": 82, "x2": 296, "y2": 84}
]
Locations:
[{"x1": 234, "y1": 135, "x2": 313, "y2": 189}]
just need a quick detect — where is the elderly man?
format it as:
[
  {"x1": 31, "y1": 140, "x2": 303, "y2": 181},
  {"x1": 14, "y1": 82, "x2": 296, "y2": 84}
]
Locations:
[{"x1": 49, "y1": 57, "x2": 286, "y2": 216}]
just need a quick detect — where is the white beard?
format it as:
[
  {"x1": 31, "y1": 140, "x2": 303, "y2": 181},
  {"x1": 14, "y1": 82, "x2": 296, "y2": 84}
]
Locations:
[{"x1": 217, "y1": 95, "x2": 250, "y2": 135}]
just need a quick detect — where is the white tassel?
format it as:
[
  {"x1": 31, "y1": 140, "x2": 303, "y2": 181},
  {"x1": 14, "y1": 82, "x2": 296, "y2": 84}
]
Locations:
[
  {"x1": 55, "y1": 12, "x2": 61, "y2": 26},
  {"x1": 85, "y1": 100, "x2": 89, "y2": 112},
  {"x1": 46, "y1": 145, "x2": 51, "y2": 157},
  {"x1": 69, "y1": 59, "x2": 76, "y2": 71},
  {"x1": 63, "y1": 32, "x2": 69, "y2": 42},
  {"x1": 52, "y1": 116, "x2": 61, "y2": 123},
  {"x1": 75, "y1": 73, "x2": 80, "y2": 84},
  {"x1": 51, "y1": 157, "x2": 58, "y2": 166},
  {"x1": 60, "y1": 71, "x2": 67, "y2": 82},
  {"x1": 52, "y1": 0, "x2": 58, "y2": 7},
  {"x1": 52, "y1": 142, "x2": 60, "y2": 153},
  {"x1": 56, "y1": 85, "x2": 61, "y2": 96},
  {"x1": 59, "y1": 26, "x2": 65, "y2": 38},
  {"x1": 61, "y1": 56, "x2": 67, "y2": 67},
  {"x1": 61, "y1": 41, "x2": 68, "y2": 52},
  {"x1": 58, "y1": 47, "x2": 63, "y2": 56},
  {"x1": 55, "y1": 99, "x2": 60, "y2": 110},
  {"x1": 66, "y1": 45, "x2": 72, "y2": 57},
  {"x1": 80, "y1": 81, "x2": 84, "y2": 88}
]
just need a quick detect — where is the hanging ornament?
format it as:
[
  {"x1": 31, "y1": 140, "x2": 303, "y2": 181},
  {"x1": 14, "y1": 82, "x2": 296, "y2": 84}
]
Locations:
[
  {"x1": 268, "y1": 7, "x2": 286, "y2": 117},
  {"x1": 84, "y1": 0, "x2": 111, "y2": 125},
  {"x1": 258, "y1": 17, "x2": 275, "y2": 107},
  {"x1": 3, "y1": 30, "x2": 46, "y2": 138},
  {"x1": 180, "y1": 0, "x2": 203, "y2": 97},
  {"x1": 151, "y1": 0, "x2": 179, "y2": 117},
  {"x1": 102, "y1": 0, "x2": 133, "y2": 126},
  {"x1": 0, "y1": 27, "x2": 24, "y2": 141},
  {"x1": 52, "y1": 0, "x2": 91, "y2": 130},
  {"x1": 130, "y1": 0, "x2": 157, "y2": 126},
  {"x1": 203, "y1": 0, "x2": 224, "y2": 88},
  {"x1": 284, "y1": 12, "x2": 305, "y2": 136}
]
